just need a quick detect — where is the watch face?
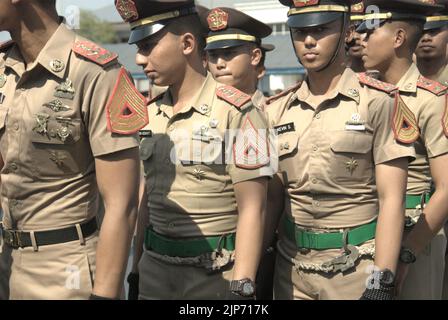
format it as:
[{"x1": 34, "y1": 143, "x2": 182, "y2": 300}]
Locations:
[
  {"x1": 379, "y1": 270, "x2": 395, "y2": 286},
  {"x1": 400, "y1": 248, "x2": 416, "y2": 264},
  {"x1": 242, "y1": 282, "x2": 255, "y2": 296}
]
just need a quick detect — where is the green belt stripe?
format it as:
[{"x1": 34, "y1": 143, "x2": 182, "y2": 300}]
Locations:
[
  {"x1": 144, "y1": 227, "x2": 236, "y2": 257},
  {"x1": 283, "y1": 217, "x2": 377, "y2": 250},
  {"x1": 405, "y1": 193, "x2": 432, "y2": 209}
]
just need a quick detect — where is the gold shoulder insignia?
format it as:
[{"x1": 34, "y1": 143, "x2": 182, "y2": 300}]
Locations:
[
  {"x1": 358, "y1": 72, "x2": 397, "y2": 94},
  {"x1": 216, "y1": 85, "x2": 251, "y2": 108},
  {"x1": 417, "y1": 76, "x2": 447, "y2": 96},
  {"x1": 393, "y1": 94, "x2": 419, "y2": 143},
  {"x1": 266, "y1": 81, "x2": 302, "y2": 106},
  {"x1": 106, "y1": 68, "x2": 148, "y2": 134},
  {"x1": 73, "y1": 40, "x2": 118, "y2": 67}
]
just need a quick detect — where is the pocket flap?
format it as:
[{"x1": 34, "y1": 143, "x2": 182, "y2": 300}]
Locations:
[
  {"x1": 330, "y1": 131, "x2": 372, "y2": 154},
  {"x1": 276, "y1": 133, "x2": 299, "y2": 157}
]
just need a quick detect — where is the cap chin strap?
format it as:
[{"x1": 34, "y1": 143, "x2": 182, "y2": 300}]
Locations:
[{"x1": 315, "y1": 11, "x2": 348, "y2": 72}]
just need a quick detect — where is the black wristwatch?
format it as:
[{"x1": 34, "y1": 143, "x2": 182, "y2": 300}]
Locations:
[
  {"x1": 399, "y1": 246, "x2": 417, "y2": 264},
  {"x1": 360, "y1": 268, "x2": 396, "y2": 300},
  {"x1": 377, "y1": 269, "x2": 395, "y2": 287},
  {"x1": 230, "y1": 278, "x2": 256, "y2": 297}
]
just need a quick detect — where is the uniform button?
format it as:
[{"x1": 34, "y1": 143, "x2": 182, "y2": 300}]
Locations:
[
  {"x1": 312, "y1": 146, "x2": 318, "y2": 152},
  {"x1": 9, "y1": 163, "x2": 18, "y2": 171},
  {"x1": 165, "y1": 158, "x2": 171, "y2": 164},
  {"x1": 315, "y1": 113, "x2": 321, "y2": 119},
  {"x1": 19, "y1": 88, "x2": 25, "y2": 92},
  {"x1": 311, "y1": 178, "x2": 318, "y2": 184},
  {"x1": 168, "y1": 125, "x2": 175, "y2": 132},
  {"x1": 168, "y1": 222, "x2": 175, "y2": 228},
  {"x1": 13, "y1": 123, "x2": 19, "y2": 131},
  {"x1": 279, "y1": 144, "x2": 284, "y2": 151},
  {"x1": 284, "y1": 142, "x2": 290, "y2": 150},
  {"x1": 313, "y1": 201, "x2": 320, "y2": 207}
]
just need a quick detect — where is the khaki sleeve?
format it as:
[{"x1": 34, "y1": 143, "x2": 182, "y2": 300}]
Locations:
[
  {"x1": 419, "y1": 95, "x2": 448, "y2": 158},
  {"x1": 370, "y1": 94, "x2": 416, "y2": 164},
  {"x1": 227, "y1": 105, "x2": 273, "y2": 184},
  {"x1": 82, "y1": 64, "x2": 139, "y2": 157}
]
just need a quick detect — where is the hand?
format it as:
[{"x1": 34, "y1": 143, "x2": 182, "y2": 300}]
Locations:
[
  {"x1": 126, "y1": 272, "x2": 139, "y2": 300},
  {"x1": 394, "y1": 262, "x2": 410, "y2": 297}
]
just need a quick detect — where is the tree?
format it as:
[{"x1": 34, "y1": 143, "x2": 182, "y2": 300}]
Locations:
[{"x1": 77, "y1": 10, "x2": 118, "y2": 44}]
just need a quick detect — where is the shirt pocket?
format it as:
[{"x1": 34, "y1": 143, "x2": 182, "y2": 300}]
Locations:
[
  {"x1": 29, "y1": 118, "x2": 84, "y2": 178},
  {"x1": 176, "y1": 139, "x2": 228, "y2": 194},
  {"x1": 276, "y1": 133, "x2": 301, "y2": 184},
  {"x1": 139, "y1": 138, "x2": 156, "y2": 192},
  {"x1": 329, "y1": 131, "x2": 374, "y2": 184}
]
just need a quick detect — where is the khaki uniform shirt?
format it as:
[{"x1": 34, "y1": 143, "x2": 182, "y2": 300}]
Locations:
[
  {"x1": 397, "y1": 64, "x2": 448, "y2": 195},
  {"x1": 0, "y1": 24, "x2": 139, "y2": 230},
  {"x1": 252, "y1": 89, "x2": 266, "y2": 110},
  {"x1": 267, "y1": 68, "x2": 415, "y2": 229},
  {"x1": 436, "y1": 63, "x2": 448, "y2": 87},
  {"x1": 140, "y1": 73, "x2": 271, "y2": 238}
]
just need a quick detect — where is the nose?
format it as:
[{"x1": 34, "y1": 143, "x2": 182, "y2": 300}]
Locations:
[
  {"x1": 420, "y1": 32, "x2": 432, "y2": 43},
  {"x1": 135, "y1": 51, "x2": 147, "y2": 68},
  {"x1": 304, "y1": 34, "x2": 316, "y2": 48},
  {"x1": 216, "y1": 56, "x2": 226, "y2": 70}
]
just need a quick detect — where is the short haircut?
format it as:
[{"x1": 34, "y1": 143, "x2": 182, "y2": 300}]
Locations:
[
  {"x1": 166, "y1": 14, "x2": 206, "y2": 54},
  {"x1": 391, "y1": 20, "x2": 424, "y2": 53}
]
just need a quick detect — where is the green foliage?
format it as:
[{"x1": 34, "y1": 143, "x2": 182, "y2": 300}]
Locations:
[{"x1": 77, "y1": 10, "x2": 118, "y2": 44}]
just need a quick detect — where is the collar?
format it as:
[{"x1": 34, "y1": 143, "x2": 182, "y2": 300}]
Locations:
[
  {"x1": 292, "y1": 68, "x2": 361, "y2": 109},
  {"x1": 252, "y1": 89, "x2": 266, "y2": 108},
  {"x1": 396, "y1": 64, "x2": 420, "y2": 93}
]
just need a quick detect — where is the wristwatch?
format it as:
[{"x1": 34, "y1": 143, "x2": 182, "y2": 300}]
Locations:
[
  {"x1": 230, "y1": 278, "x2": 256, "y2": 297},
  {"x1": 377, "y1": 269, "x2": 396, "y2": 288},
  {"x1": 399, "y1": 246, "x2": 417, "y2": 264}
]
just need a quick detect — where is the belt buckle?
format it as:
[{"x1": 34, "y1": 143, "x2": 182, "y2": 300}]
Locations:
[{"x1": 3, "y1": 230, "x2": 22, "y2": 249}]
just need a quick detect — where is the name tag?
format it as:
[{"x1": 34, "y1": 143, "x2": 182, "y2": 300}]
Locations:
[
  {"x1": 345, "y1": 124, "x2": 366, "y2": 131},
  {"x1": 274, "y1": 122, "x2": 295, "y2": 135},
  {"x1": 139, "y1": 130, "x2": 153, "y2": 138}
]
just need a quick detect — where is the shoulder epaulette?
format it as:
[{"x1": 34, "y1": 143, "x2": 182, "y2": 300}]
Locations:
[
  {"x1": 72, "y1": 40, "x2": 118, "y2": 67},
  {"x1": 216, "y1": 85, "x2": 251, "y2": 108},
  {"x1": 266, "y1": 81, "x2": 302, "y2": 105},
  {"x1": 358, "y1": 72, "x2": 397, "y2": 94},
  {"x1": 417, "y1": 76, "x2": 447, "y2": 96},
  {"x1": 0, "y1": 40, "x2": 14, "y2": 52}
]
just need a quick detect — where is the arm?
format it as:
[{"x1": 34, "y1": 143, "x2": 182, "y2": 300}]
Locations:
[
  {"x1": 92, "y1": 147, "x2": 140, "y2": 299},
  {"x1": 264, "y1": 174, "x2": 284, "y2": 251},
  {"x1": 131, "y1": 176, "x2": 149, "y2": 274},
  {"x1": 403, "y1": 154, "x2": 448, "y2": 255},
  {"x1": 374, "y1": 157, "x2": 408, "y2": 273},
  {"x1": 232, "y1": 177, "x2": 268, "y2": 281}
]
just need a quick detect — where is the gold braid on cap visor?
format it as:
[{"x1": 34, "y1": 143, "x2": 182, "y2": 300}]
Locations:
[
  {"x1": 130, "y1": 10, "x2": 181, "y2": 29},
  {"x1": 426, "y1": 15, "x2": 448, "y2": 22},
  {"x1": 206, "y1": 34, "x2": 258, "y2": 44},
  {"x1": 288, "y1": 5, "x2": 348, "y2": 16},
  {"x1": 350, "y1": 15, "x2": 365, "y2": 21}
]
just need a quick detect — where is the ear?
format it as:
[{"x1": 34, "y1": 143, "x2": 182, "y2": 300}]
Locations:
[
  {"x1": 394, "y1": 28, "x2": 407, "y2": 49},
  {"x1": 180, "y1": 32, "x2": 196, "y2": 56},
  {"x1": 250, "y1": 47, "x2": 263, "y2": 67},
  {"x1": 346, "y1": 24, "x2": 356, "y2": 44},
  {"x1": 257, "y1": 65, "x2": 266, "y2": 80}
]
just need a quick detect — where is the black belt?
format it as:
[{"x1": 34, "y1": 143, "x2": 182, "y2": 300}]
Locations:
[{"x1": 1, "y1": 218, "x2": 98, "y2": 249}]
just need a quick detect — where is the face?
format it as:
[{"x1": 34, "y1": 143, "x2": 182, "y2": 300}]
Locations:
[
  {"x1": 206, "y1": 44, "x2": 260, "y2": 93},
  {"x1": 346, "y1": 23, "x2": 366, "y2": 59},
  {"x1": 135, "y1": 27, "x2": 185, "y2": 87},
  {"x1": 290, "y1": 19, "x2": 344, "y2": 72},
  {"x1": 415, "y1": 26, "x2": 448, "y2": 61},
  {"x1": 361, "y1": 22, "x2": 396, "y2": 72}
]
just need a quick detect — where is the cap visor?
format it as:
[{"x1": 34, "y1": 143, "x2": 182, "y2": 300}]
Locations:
[
  {"x1": 424, "y1": 20, "x2": 448, "y2": 31},
  {"x1": 205, "y1": 40, "x2": 252, "y2": 51},
  {"x1": 261, "y1": 43, "x2": 275, "y2": 52},
  {"x1": 128, "y1": 23, "x2": 167, "y2": 44},
  {"x1": 287, "y1": 12, "x2": 344, "y2": 28}
]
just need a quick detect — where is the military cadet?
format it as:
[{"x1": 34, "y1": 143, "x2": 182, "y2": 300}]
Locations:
[
  {"x1": 199, "y1": 7, "x2": 277, "y2": 300},
  {"x1": 266, "y1": 0, "x2": 415, "y2": 300},
  {"x1": 346, "y1": 1, "x2": 367, "y2": 73},
  {"x1": 116, "y1": 0, "x2": 271, "y2": 300},
  {"x1": 0, "y1": 0, "x2": 144, "y2": 299},
  {"x1": 200, "y1": 7, "x2": 275, "y2": 111},
  {"x1": 358, "y1": 0, "x2": 448, "y2": 300},
  {"x1": 415, "y1": 0, "x2": 448, "y2": 86},
  {"x1": 415, "y1": 0, "x2": 448, "y2": 301}
]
